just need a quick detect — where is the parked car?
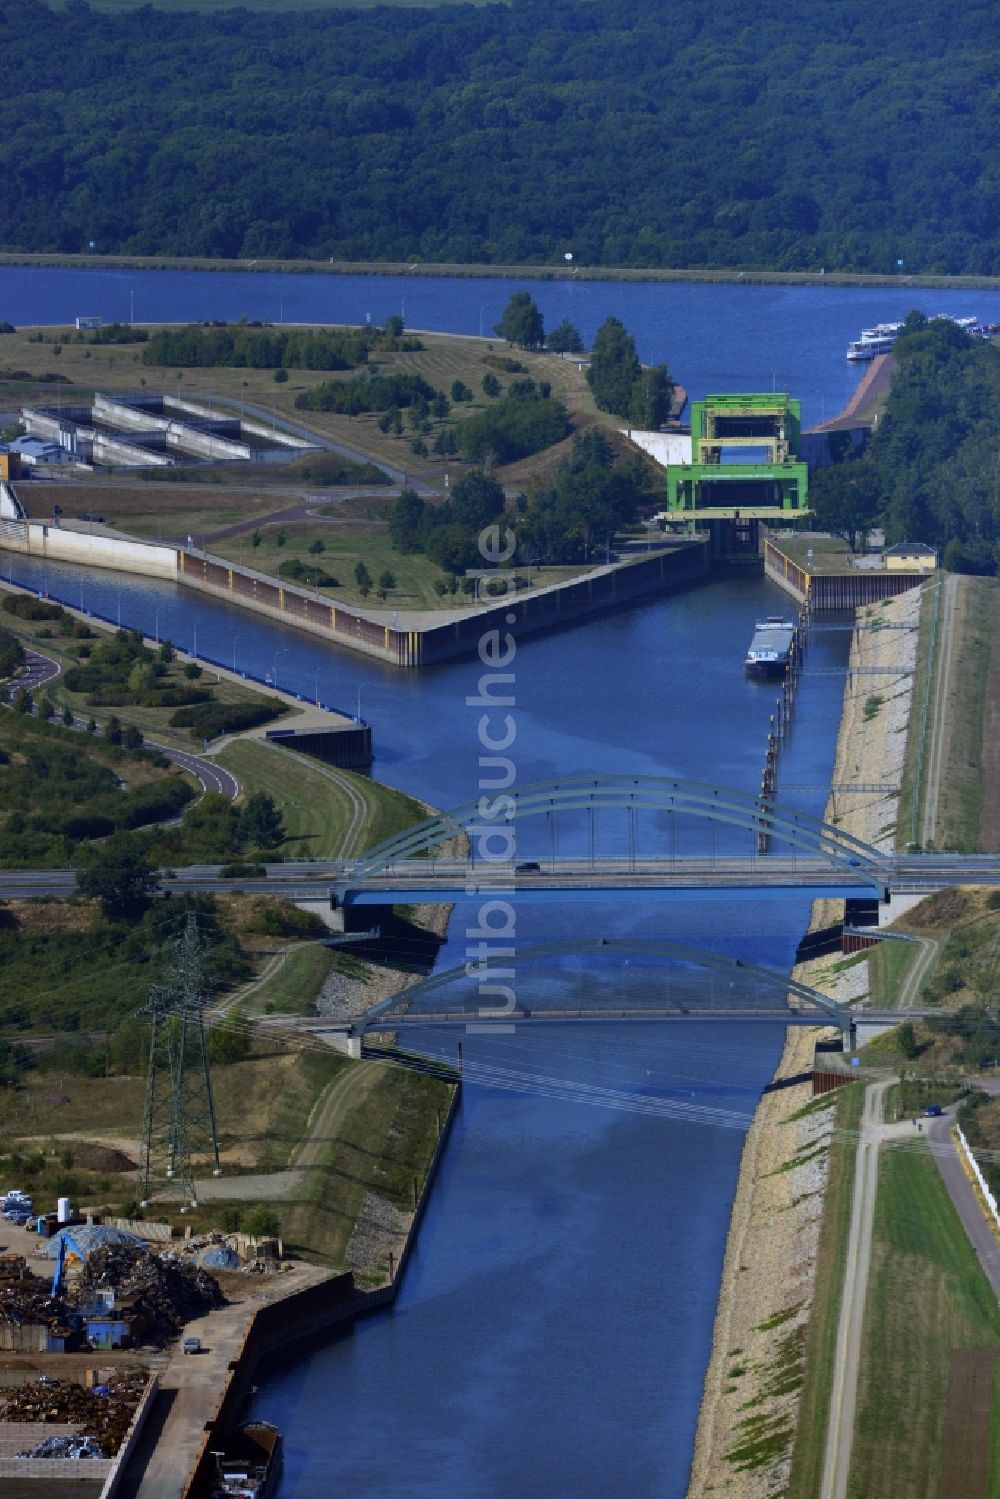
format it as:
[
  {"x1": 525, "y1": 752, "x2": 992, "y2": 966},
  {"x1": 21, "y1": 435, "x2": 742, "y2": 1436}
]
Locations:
[
  {"x1": 923, "y1": 1104, "x2": 943, "y2": 1118},
  {"x1": 182, "y1": 1337, "x2": 203, "y2": 1355},
  {"x1": 515, "y1": 861, "x2": 541, "y2": 874}
]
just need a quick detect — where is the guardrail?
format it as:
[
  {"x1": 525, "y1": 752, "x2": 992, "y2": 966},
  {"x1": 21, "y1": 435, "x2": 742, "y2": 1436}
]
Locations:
[{"x1": 955, "y1": 1123, "x2": 1000, "y2": 1234}]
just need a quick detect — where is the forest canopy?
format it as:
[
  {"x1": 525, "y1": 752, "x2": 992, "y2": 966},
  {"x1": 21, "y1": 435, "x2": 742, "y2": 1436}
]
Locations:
[
  {"x1": 810, "y1": 316, "x2": 1000, "y2": 570},
  {"x1": 1, "y1": 0, "x2": 997, "y2": 273}
]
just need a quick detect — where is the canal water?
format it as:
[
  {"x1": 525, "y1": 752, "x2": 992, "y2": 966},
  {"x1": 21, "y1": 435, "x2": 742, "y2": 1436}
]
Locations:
[
  {"x1": 0, "y1": 263, "x2": 922, "y2": 1494},
  {"x1": 7, "y1": 549, "x2": 848, "y2": 1496},
  {"x1": 4, "y1": 262, "x2": 1000, "y2": 428}
]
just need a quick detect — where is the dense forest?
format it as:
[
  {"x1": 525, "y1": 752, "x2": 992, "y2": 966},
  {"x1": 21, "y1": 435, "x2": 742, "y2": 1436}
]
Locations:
[
  {"x1": 1, "y1": 0, "x2": 997, "y2": 273},
  {"x1": 811, "y1": 317, "x2": 1000, "y2": 568}
]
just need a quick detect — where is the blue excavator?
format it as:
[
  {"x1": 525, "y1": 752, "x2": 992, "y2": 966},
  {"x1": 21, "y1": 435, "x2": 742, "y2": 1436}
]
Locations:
[{"x1": 51, "y1": 1231, "x2": 86, "y2": 1296}]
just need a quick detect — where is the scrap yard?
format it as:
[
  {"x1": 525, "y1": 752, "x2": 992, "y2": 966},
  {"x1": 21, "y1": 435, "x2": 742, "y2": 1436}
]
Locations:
[{"x1": 0, "y1": 1201, "x2": 338, "y2": 1497}]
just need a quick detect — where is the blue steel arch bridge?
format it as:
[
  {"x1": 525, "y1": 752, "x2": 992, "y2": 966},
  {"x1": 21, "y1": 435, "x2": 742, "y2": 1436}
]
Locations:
[
  {"x1": 331, "y1": 774, "x2": 1000, "y2": 913},
  {"x1": 318, "y1": 774, "x2": 1000, "y2": 1048}
]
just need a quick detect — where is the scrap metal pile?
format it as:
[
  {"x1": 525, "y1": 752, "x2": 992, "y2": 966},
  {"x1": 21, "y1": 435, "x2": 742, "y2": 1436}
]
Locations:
[
  {"x1": 5, "y1": 1371, "x2": 148, "y2": 1456},
  {"x1": 0, "y1": 1279, "x2": 76, "y2": 1338},
  {"x1": 80, "y1": 1244, "x2": 224, "y2": 1337}
]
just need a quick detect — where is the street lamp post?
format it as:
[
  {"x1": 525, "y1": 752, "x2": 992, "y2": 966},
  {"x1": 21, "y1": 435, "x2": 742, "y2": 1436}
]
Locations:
[
  {"x1": 193, "y1": 624, "x2": 198, "y2": 658},
  {"x1": 314, "y1": 667, "x2": 320, "y2": 705},
  {"x1": 273, "y1": 648, "x2": 288, "y2": 689},
  {"x1": 232, "y1": 636, "x2": 241, "y2": 674},
  {"x1": 356, "y1": 685, "x2": 363, "y2": 722}
]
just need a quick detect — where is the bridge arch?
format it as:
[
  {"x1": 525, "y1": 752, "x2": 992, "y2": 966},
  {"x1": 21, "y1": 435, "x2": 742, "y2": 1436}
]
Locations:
[
  {"x1": 347, "y1": 774, "x2": 883, "y2": 880},
  {"x1": 358, "y1": 936, "x2": 850, "y2": 1034}
]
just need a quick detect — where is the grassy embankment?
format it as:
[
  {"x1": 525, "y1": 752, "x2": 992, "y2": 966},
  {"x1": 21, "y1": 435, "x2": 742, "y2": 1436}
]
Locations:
[
  {"x1": 4, "y1": 251, "x2": 1000, "y2": 292},
  {"x1": 850, "y1": 1145, "x2": 1000, "y2": 1497},
  {"x1": 3, "y1": 324, "x2": 640, "y2": 608},
  {"x1": 785, "y1": 1082, "x2": 864, "y2": 1498},
  {"x1": 0, "y1": 584, "x2": 294, "y2": 753},
  {"x1": 0, "y1": 324, "x2": 602, "y2": 495},
  {"x1": 786, "y1": 577, "x2": 1000, "y2": 1490},
  {"x1": 897, "y1": 576, "x2": 995, "y2": 855},
  {"x1": 0, "y1": 707, "x2": 451, "y2": 1265}
]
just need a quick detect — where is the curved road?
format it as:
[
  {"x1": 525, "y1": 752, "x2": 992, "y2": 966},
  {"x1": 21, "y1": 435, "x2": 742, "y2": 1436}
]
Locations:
[{"x1": 9, "y1": 649, "x2": 239, "y2": 801}]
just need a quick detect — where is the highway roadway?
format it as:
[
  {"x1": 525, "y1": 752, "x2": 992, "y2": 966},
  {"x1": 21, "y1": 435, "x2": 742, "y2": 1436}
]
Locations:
[
  {"x1": 332, "y1": 851, "x2": 1000, "y2": 900},
  {"x1": 8, "y1": 849, "x2": 1000, "y2": 902}
]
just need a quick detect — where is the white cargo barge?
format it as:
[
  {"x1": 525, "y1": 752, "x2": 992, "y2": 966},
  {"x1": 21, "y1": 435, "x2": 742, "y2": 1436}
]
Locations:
[{"x1": 744, "y1": 616, "x2": 796, "y2": 676}]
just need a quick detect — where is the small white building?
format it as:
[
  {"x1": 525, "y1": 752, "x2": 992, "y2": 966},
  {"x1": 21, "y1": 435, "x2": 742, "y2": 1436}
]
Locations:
[
  {"x1": 884, "y1": 541, "x2": 938, "y2": 574},
  {"x1": 75, "y1": 315, "x2": 103, "y2": 331}
]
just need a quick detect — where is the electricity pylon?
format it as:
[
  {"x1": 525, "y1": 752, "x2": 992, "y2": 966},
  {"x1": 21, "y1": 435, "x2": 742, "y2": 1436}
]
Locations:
[{"x1": 137, "y1": 915, "x2": 222, "y2": 1209}]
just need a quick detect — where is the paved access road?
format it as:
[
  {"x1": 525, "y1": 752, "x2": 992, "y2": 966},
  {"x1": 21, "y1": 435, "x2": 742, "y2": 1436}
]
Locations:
[
  {"x1": 7, "y1": 649, "x2": 239, "y2": 802},
  {"x1": 928, "y1": 1084, "x2": 1000, "y2": 1300},
  {"x1": 820, "y1": 1079, "x2": 895, "y2": 1499}
]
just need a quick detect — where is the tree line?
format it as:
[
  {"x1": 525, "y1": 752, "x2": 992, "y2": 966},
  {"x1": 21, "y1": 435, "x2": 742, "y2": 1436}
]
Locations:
[
  {"x1": 810, "y1": 316, "x2": 1000, "y2": 571},
  {"x1": 1, "y1": 0, "x2": 995, "y2": 274}
]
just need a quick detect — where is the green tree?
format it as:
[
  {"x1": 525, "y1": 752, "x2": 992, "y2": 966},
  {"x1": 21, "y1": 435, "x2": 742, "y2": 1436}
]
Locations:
[
  {"x1": 495, "y1": 292, "x2": 544, "y2": 350},
  {"x1": 354, "y1": 561, "x2": 373, "y2": 593},
  {"x1": 379, "y1": 569, "x2": 397, "y2": 592},
  {"x1": 629, "y1": 364, "x2": 675, "y2": 428},
  {"x1": 810, "y1": 458, "x2": 881, "y2": 551},
  {"x1": 308, "y1": 538, "x2": 325, "y2": 556},
  {"x1": 242, "y1": 1203, "x2": 281, "y2": 1238},
  {"x1": 895, "y1": 1021, "x2": 919, "y2": 1060},
  {"x1": 547, "y1": 319, "x2": 584, "y2": 355},
  {"x1": 450, "y1": 472, "x2": 505, "y2": 531},
  {"x1": 239, "y1": 791, "x2": 285, "y2": 851},
  {"x1": 389, "y1": 488, "x2": 426, "y2": 553},
  {"x1": 587, "y1": 317, "x2": 642, "y2": 417},
  {"x1": 76, "y1": 833, "x2": 157, "y2": 918}
]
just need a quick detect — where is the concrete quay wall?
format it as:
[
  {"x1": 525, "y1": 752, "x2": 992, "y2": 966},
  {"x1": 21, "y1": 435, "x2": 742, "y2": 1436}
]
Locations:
[
  {"x1": 179, "y1": 1082, "x2": 461, "y2": 1498},
  {"x1": 764, "y1": 537, "x2": 925, "y2": 610},
  {"x1": 179, "y1": 538, "x2": 710, "y2": 669},
  {"x1": 0, "y1": 510, "x2": 707, "y2": 669},
  {"x1": 0, "y1": 517, "x2": 178, "y2": 579}
]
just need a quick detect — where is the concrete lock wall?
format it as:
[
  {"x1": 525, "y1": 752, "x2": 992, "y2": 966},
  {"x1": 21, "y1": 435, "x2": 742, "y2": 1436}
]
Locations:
[
  {"x1": 94, "y1": 396, "x2": 253, "y2": 462},
  {"x1": 166, "y1": 396, "x2": 312, "y2": 450},
  {"x1": 0, "y1": 520, "x2": 178, "y2": 580}
]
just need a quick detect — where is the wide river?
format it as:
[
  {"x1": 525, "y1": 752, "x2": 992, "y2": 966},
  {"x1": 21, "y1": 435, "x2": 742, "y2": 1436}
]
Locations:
[{"x1": 3, "y1": 266, "x2": 994, "y2": 1496}]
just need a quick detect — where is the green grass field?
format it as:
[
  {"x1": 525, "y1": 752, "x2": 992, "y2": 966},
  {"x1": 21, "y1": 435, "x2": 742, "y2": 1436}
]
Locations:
[
  {"x1": 0, "y1": 325, "x2": 597, "y2": 493},
  {"x1": 241, "y1": 944, "x2": 340, "y2": 1016},
  {"x1": 212, "y1": 517, "x2": 589, "y2": 612},
  {"x1": 898, "y1": 577, "x2": 995, "y2": 854},
  {"x1": 215, "y1": 739, "x2": 427, "y2": 857},
  {"x1": 786, "y1": 1082, "x2": 864, "y2": 1499},
  {"x1": 849, "y1": 1145, "x2": 1000, "y2": 1498}
]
